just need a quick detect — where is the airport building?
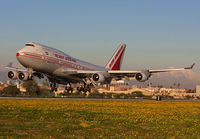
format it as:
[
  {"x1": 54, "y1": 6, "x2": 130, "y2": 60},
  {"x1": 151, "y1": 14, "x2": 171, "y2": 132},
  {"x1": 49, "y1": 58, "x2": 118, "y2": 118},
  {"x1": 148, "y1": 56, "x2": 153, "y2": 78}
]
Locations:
[{"x1": 196, "y1": 85, "x2": 200, "y2": 96}]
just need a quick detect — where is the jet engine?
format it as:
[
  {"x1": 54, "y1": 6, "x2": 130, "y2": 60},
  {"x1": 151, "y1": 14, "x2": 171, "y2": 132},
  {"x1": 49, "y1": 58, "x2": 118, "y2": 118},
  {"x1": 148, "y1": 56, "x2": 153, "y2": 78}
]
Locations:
[
  {"x1": 135, "y1": 72, "x2": 151, "y2": 82},
  {"x1": 18, "y1": 72, "x2": 31, "y2": 81},
  {"x1": 8, "y1": 71, "x2": 18, "y2": 80},
  {"x1": 92, "y1": 73, "x2": 106, "y2": 83}
]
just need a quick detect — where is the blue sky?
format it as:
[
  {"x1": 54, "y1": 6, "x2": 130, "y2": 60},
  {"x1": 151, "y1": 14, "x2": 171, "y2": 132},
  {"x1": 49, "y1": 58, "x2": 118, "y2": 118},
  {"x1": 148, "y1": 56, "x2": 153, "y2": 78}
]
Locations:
[{"x1": 0, "y1": 0, "x2": 200, "y2": 72}]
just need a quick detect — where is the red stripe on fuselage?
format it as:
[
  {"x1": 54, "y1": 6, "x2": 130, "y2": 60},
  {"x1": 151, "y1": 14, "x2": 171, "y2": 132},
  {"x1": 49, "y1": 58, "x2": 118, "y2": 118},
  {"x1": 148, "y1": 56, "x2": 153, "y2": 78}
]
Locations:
[{"x1": 19, "y1": 52, "x2": 92, "y2": 70}]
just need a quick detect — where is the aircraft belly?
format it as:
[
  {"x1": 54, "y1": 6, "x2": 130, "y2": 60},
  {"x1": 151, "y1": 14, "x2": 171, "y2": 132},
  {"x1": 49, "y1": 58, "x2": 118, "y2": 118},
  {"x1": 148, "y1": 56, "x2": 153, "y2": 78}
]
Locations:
[{"x1": 53, "y1": 71, "x2": 83, "y2": 82}]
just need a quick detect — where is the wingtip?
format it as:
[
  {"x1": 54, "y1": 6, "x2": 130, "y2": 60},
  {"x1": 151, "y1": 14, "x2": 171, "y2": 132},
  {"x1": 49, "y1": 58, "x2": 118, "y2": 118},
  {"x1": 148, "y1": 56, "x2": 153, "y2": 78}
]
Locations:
[
  {"x1": 185, "y1": 63, "x2": 195, "y2": 69},
  {"x1": 191, "y1": 63, "x2": 195, "y2": 69}
]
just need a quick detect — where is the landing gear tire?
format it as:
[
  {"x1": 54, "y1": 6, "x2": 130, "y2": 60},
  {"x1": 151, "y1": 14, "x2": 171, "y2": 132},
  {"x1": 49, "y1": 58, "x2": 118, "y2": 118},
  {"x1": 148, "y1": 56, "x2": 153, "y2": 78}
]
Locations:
[
  {"x1": 50, "y1": 81, "x2": 57, "y2": 92},
  {"x1": 77, "y1": 87, "x2": 83, "y2": 92},
  {"x1": 65, "y1": 87, "x2": 73, "y2": 93},
  {"x1": 85, "y1": 86, "x2": 91, "y2": 93},
  {"x1": 79, "y1": 84, "x2": 91, "y2": 93},
  {"x1": 50, "y1": 83, "x2": 54, "y2": 88}
]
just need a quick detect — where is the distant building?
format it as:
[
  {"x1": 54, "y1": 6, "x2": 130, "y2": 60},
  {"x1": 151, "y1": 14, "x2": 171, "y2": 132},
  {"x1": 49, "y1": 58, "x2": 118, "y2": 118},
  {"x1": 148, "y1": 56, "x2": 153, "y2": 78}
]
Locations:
[
  {"x1": 97, "y1": 80, "x2": 142, "y2": 94},
  {"x1": 196, "y1": 85, "x2": 200, "y2": 96},
  {"x1": 159, "y1": 88, "x2": 186, "y2": 94},
  {"x1": 110, "y1": 80, "x2": 133, "y2": 91},
  {"x1": 144, "y1": 87, "x2": 159, "y2": 93}
]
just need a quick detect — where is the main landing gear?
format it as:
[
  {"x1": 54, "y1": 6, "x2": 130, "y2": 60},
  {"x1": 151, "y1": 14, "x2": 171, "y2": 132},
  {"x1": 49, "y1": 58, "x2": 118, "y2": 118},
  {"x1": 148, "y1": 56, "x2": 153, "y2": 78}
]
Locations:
[
  {"x1": 50, "y1": 81, "x2": 91, "y2": 93},
  {"x1": 77, "y1": 83, "x2": 91, "y2": 93},
  {"x1": 64, "y1": 83, "x2": 91, "y2": 93},
  {"x1": 65, "y1": 83, "x2": 73, "y2": 93},
  {"x1": 50, "y1": 82, "x2": 57, "y2": 92}
]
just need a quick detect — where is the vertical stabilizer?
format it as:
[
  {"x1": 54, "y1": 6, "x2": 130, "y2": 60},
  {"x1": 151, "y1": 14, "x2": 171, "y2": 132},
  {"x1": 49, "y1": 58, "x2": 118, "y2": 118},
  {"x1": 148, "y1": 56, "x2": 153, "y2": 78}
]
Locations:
[{"x1": 105, "y1": 43, "x2": 126, "y2": 70}]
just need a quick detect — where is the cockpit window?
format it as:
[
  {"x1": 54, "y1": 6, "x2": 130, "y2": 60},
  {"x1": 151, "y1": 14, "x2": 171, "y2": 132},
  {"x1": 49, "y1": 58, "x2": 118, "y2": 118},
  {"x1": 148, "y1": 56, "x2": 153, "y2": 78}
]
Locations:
[{"x1": 25, "y1": 44, "x2": 35, "y2": 47}]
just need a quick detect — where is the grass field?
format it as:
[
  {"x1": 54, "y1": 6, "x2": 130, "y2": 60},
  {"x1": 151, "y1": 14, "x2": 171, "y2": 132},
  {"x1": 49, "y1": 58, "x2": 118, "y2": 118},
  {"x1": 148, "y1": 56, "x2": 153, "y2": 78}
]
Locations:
[{"x1": 0, "y1": 99, "x2": 200, "y2": 138}]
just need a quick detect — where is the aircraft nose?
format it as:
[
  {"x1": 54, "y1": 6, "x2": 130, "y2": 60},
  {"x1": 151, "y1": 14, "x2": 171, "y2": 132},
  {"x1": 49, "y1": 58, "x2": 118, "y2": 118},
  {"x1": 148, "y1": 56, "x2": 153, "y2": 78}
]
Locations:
[
  {"x1": 16, "y1": 52, "x2": 20, "y2": 56},
  {"x1": 16, "y1": 50, "x2": 23, "y2": 57},
  {"x1": 16, "y1": 51, "x2": 23, "y2": 64}
]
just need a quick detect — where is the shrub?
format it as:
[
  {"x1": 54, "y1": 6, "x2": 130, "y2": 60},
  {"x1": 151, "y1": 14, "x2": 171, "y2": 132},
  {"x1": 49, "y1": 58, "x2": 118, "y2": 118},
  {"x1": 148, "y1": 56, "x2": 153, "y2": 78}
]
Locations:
[
  {"x1": 185, "y1": 95, "x2": 193, "y2": 100},
  {"x1": 88, "y1": 91, "x2": 104, "y2": 98},
  {"x1": 131, "y1": 91, "x2": 145, "y2": 98}
]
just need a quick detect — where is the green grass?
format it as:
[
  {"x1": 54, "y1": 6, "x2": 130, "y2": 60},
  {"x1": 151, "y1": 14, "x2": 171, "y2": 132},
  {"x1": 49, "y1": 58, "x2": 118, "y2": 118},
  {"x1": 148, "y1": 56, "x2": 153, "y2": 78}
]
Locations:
[{"x1": 0, "y1": 99, "x2": 200, "y2": 138}]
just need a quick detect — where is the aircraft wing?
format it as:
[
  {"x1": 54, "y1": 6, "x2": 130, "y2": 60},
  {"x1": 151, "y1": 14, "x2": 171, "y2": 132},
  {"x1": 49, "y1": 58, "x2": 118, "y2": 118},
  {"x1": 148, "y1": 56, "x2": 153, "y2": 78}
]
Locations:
[
  {"x1": 5, "y1": 62, "x2": 26, "y2": 71},
  {"x1": 59, "y1": 63, "x2": 195, "y2": 77},
  {"x1": 53, "y1": 63, "x2": 195, "y2": 86},
  {"x1": 108, "y1": 63, "x2": 195, "y2": 76}
]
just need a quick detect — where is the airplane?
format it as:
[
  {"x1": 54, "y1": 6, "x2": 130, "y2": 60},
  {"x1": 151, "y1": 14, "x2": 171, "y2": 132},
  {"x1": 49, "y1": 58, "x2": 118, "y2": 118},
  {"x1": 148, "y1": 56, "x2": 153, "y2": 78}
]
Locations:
[{"x1": 6, "y1": 42, "x2": 195, "y2": 92}]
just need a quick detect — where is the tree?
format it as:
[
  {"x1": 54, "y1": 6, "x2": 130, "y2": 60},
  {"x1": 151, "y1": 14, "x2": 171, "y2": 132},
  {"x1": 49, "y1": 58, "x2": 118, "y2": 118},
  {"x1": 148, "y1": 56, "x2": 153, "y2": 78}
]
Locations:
[
  {"x1": 131, "y1": 91, "x2": 144, "y2": 98},
  {"x1": 2, "y1": 85, "x2": 20, "y2": 96},
  {"x1": 177, "y1": 83, "x2": 181, "y2": 89},
  {"x1": 158, "y1": 85, "x2": 163, "y2": 88},
  {"x1": 88, "y1": 90, "x2": 104, "y2": 98},
  {"x1": 173, "y1": 83, "x2": 176, "y2": 89},
  {"x1": 22, "y1": 80, "x2": 40, "y2": 96}
]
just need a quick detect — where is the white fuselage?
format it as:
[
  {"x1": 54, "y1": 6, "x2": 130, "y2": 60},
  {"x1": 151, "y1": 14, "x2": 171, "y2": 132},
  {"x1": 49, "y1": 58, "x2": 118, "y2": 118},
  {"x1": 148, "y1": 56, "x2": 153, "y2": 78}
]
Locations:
[{"x1": 16, "y1": 43, "x2": 105, "y2": 81}]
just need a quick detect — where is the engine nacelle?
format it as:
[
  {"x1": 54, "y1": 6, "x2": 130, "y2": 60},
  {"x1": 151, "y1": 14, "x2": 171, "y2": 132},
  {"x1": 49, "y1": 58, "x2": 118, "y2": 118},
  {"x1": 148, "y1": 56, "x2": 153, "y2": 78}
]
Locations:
[
  {"x1": 8, "y1": 71, "x2": 18, "y2": 80},
  {"x1": 135, "y1": 72, "x2": 150, "y2": 82},
  {"x1": 18, "y1": 72, "x2": 30, "y2": 81},
  {"x1": 92, "y1": 73, "x2": 106, "y2": 83}
]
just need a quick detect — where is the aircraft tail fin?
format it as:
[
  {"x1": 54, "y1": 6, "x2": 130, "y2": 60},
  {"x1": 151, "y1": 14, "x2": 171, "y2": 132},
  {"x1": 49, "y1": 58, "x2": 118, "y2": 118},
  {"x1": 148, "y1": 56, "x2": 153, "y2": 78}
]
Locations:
[{"x1": 105, "y1": 43, "x2": 126, "y2": 70}]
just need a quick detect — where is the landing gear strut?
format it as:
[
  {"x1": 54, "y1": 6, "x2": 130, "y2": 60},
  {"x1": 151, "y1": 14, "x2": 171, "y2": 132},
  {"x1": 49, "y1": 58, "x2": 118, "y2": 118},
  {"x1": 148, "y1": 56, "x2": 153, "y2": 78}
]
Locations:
[{"x1": 84, "y1": 85, "x2": 91, "y2": 93}]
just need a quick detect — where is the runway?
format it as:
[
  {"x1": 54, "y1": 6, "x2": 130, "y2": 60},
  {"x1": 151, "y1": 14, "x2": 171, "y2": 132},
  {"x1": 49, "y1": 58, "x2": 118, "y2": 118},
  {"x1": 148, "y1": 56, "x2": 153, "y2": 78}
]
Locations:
[{"x1": 0, "y1": 97, "x2": 200, "y2": 102}]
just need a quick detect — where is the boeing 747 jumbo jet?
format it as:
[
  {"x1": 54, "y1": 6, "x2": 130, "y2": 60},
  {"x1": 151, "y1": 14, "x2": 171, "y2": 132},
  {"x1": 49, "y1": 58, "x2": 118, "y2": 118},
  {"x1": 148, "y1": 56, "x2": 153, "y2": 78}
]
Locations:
[{"x1": 6, "y1": 42, "x2": 195, "y2": 92}]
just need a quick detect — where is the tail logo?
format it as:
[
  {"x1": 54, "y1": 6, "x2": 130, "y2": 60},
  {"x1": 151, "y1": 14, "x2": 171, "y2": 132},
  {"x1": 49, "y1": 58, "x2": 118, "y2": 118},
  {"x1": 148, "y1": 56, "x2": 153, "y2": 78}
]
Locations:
[
  {"x1": 106, "y1": 44, "x2": 126, "y2": 70},
  {"x1": 109, "y1": 46, "x2": 124, "y2": 68}
]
